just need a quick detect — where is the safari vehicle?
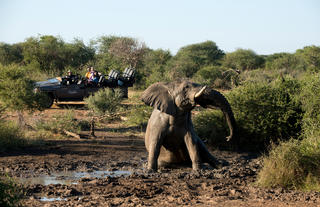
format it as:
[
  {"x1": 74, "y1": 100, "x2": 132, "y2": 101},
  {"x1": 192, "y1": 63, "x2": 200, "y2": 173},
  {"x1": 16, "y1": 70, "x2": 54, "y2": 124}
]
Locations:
[{"x1": 34, "y1": 68, "x2": 135, "y2": 108}]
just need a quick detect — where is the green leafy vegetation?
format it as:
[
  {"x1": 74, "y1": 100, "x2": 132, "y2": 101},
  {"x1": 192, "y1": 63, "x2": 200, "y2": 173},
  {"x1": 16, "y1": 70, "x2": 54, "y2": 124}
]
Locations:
[
  {"x1": 256, "y1": 74, "x2": 320, "y2": 190},
  {"x1": 256, "y1": 137, "x2": 320, "y2": 191},
  {"x1": 0, "y1": 120, "x2": 26, "y2": 152},
  {"x1": 227, "y1": 78, "x2": 302, "y2": 150},
  {"x1": 126, "y1": 104, "x2": 152, "y2": 128},
  {"x1": 0, "y1": 175, "x2": 23, "y2": 207},
  {"x1": 35, "y1": 110, "x2": 90, "y2": 134},
  {"x1": 84, "y1": 88, "x2": 123, "y2": 116}
]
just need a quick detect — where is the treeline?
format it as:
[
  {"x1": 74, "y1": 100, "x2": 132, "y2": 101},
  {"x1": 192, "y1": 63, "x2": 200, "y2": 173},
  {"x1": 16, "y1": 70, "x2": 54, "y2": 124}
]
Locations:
[{"x1": 1, "y1": 35, "x2": 319, "y2": 88}]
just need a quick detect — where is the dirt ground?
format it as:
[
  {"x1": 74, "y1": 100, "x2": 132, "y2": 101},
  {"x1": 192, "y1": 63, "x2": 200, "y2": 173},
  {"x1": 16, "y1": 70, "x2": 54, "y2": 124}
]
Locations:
[{"x1": 1, "y1": 107, "x2": 320, "y2": 207}]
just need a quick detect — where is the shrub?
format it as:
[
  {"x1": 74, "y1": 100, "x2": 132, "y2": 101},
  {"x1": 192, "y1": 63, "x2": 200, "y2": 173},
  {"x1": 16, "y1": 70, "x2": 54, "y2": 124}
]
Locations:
[
  {"x1": 35, "y1": 110, "x2": 89, "y2": 134},
  {"x1": 0, "y1": 120, "x2": 26, "y2": 152},
  {"x1": 256, "y1": 136, "x2": 320, "y2": 190},
  {"x1": 84, "y1": 88, "x2": 123, "y2": 116},
  {"x1": 126, "y1": 104, "x2": 152, "y2": 128},
  {"x1": 257, "y1": 73, "x2": 320, "y2": 191},
  {"x1": 299, "y1": 73, "x2": 320, "y2": 136},
  {"x1": 0, "y1": 175, "x2": 23, "y2": 207},
  {"x1": 226, "y1": 77, "x2": 302, "y2": 150},
  {"x1": 193, "y1": 110, "x2": 230, "y2": 148}
]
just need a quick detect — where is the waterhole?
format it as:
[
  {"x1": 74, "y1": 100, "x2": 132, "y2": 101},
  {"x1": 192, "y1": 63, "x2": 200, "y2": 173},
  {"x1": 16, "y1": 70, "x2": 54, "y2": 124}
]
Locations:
[
  {"x1": 40, "y1": 197, "x2": 67, "y2": 202},
  {"x1": 19, "y1": 170, "x2": 132, "y2": 185}
]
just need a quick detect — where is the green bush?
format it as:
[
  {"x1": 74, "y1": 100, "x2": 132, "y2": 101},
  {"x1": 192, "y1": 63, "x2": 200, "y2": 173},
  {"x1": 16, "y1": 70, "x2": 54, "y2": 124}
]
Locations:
[
  {"x1": 227, "y1": 78, "x2": 302, "y2": 150},
  {"x1": 299, "y1": 73, "x2": 320, "y2": 136},
  {"x1": 126, "y1": 104, "x2": 152, "y2": 128},
  {"x1": 193, "y1": 110, "x2": 230, "y2": 148},
  {"x1": 0, "y1": 120, "x2": 26, "y2": 152},
  {"x1": 257, "y1": 73, "x2": 320, "y2": 191},
  {"x1": 84, "y1": 88, "x2": 123, "y2": 116},
  {"x1": 0, "y1": 175, "x2": 23, "y2": 207},
  {"x1": 35, "y1": 110, "x2": 90, "y2": 134},
  {"x1": 256, "y1": 136, "x2": 320, "y2": 190}
]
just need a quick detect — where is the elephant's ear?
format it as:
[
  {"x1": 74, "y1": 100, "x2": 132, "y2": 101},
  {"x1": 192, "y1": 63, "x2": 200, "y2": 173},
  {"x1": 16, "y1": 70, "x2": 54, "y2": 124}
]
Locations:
[{"x1": 141, "y1": 82, "x2": 176, "y2": 115}]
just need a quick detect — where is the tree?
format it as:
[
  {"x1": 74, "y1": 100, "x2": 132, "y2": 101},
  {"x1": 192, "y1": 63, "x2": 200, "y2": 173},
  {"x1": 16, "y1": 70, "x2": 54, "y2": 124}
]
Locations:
[
  {"x1": 0, "y1": 64, "x2": 49, "y2": 127},
  {"x1": 21, "y1": 35, "x2": 95, "y2": 74},
  {"x1": 108, "y1": 37, "x2": 147, "y2": 68},
  {"x1": 0, "y1": 43, "x2": 23, "y2": 65},
  {"x1": 193, "y1": 65, "x2": 225, "y2": 86},
  {"x1": 0, "y1": 65, "x2": 48, "y2": 126},
  {"x1": 223, "y1": 48, "x2": 264, "y2": 71},
  {"x1": 140, "y1": 49, "x2": 172, "y2": 87},
  {"x1": 64, "y1": 39, "x2": 95, "y2": 69},
  {"x1": 92, "y1": 35, "x2": 128, "y2": 73},
  {"x1": 22, "y1": 35, "x2": 65, "y2": 72},
  {"x1": 296, "y1": 45, "x2": 320, "y2": 71},
  {"x1": 166, "y1": 41, "x2": 224, "y2": 79},
  {"x1": 265, "y1": 53, "x2": 299, "y2": 71}
]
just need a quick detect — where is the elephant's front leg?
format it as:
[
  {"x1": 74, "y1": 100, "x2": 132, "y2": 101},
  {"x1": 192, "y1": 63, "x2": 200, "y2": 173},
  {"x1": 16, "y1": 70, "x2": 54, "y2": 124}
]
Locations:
[
  {"x1": 184, "y1": 132, "x2": 201, "y2": 171},
  {"x1": 145, "y1": 113, "x2": 169, "y2": 171}
]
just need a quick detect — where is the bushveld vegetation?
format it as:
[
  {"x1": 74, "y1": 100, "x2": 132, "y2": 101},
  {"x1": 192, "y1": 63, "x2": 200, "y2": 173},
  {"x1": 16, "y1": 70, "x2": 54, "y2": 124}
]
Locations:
[{"x1": 0, "y1": 35, "x2": 320, "y2": 191}]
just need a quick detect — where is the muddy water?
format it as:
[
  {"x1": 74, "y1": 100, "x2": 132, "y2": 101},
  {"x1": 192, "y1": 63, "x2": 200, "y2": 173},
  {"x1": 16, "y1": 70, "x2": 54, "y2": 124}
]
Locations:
[{"x1": 18, "y1": 170, "x2": 132, "y2": 185}]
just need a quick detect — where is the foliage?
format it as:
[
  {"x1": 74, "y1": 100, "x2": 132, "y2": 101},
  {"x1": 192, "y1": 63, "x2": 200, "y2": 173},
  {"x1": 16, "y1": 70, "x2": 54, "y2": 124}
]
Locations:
[
  {"x1": 193, "y1": 110, "x2": 230, "y2": 148},
  {"x1": 265, "y1": 52, "x2": 300, "y2": 71},
  {"x1": 19, "y1": 35, "x2": 95, "y2": 73},
  {"x1": 298, "y1": 73, "x2": 320, "y2": 137},
  {"x1": 0, "y1": 64, "x2": 49, "y2": 112},
  {"x1": 35, "y1": 110, "x2": 90, "y2": 134},
  {"x1": 166, "y1": 41, "x2": 224, "y2": 80},
  {"x1": 223, "y1": 48, "x2": 264, "y2": 71},
  {"x1": 0, "y1": 120, "x2": 26, "y2": 152},
  {"x1": 84, "y1": 88, "x2": 123, "y2": 116},
  {"x1": 0, "y1": 43, "x2": 23, "y2": 65},
  {"x1": 139, "y1": 49, "x2": 172, "y2": 88},
  {"x1": 0, "y1": 175, "x2": 23, "y2": 207},
  {"x1": 192, "y1": 65, "x2": 225, "y2": 86},
  {"x1": 126, "y1": 104, "x2": 153, "y2": 128},
  {"x1": 226, "y1": 78, "x2": 302, "y2": 150},
  {"x1": 109, "y1": 37, "x2": 147, "y2": 68},
  {"x1": 256, "y1": 136, "x2": 320, "y2": 190},
  {"x1": 296, "y1": 45, "x2": 320, "y2": 72}
]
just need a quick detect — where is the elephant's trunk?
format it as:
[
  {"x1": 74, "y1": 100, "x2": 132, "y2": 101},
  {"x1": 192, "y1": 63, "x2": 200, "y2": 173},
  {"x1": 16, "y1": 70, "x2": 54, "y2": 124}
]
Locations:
[{"x1": 195, "y1": 87, "x2": 236, "y2": 141}]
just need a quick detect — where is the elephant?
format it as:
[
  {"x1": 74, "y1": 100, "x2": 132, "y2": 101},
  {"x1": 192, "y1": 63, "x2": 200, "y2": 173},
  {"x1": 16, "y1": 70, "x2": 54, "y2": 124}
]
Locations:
[{"x1": 141, "y1": 80, "x2": 237, "y2": 171}]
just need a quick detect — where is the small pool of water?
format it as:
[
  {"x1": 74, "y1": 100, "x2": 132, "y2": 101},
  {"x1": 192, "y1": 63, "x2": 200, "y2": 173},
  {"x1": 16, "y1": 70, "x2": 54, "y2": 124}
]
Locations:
[
  {"x1": 19, "y1": 170, "x2": 132, "y2": 185},
  {"x1": 40, "y1": 197, "x2": 67, "y2": 202}
]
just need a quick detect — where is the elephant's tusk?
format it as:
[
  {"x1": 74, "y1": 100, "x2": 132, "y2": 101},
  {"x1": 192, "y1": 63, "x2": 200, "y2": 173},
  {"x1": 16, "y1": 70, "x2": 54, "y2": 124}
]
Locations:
[{"x1": 195, "y1": 86, "x2": 207, "y2": 98}]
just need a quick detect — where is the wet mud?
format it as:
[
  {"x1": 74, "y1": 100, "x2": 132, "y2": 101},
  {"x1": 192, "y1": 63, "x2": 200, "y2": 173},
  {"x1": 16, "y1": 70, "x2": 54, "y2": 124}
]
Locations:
[{"x1": 1, "y1": 129, "x2": 320, "y2": 206}]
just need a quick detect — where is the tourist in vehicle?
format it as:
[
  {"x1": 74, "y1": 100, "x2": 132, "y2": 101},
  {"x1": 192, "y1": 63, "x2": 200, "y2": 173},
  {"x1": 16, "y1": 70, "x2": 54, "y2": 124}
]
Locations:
[
  {"x1": 85, "y1": 67, "x2": 92, "y2": 79},
  {"x1": 91, "y1": 71, "x2": 100, "y2": 85},
  {"x1": 65, "y1": 70, "x2": 77, "y2": 84}
]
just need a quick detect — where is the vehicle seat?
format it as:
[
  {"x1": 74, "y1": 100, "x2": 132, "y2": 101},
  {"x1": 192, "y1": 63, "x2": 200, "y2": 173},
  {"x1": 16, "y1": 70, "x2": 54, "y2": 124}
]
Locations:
[
  {"x1": 98, "y1": 75, "x2": 105, "y2": 87},
  {"x1": 107, "y1": 70, "x2": 120, "y2": 87},
  {"x1": 120, "y1": 67, "x2": 135, "y2": 87},
  {"x1": 122, "y1": 67, "x2": 135, "y2": 82}
]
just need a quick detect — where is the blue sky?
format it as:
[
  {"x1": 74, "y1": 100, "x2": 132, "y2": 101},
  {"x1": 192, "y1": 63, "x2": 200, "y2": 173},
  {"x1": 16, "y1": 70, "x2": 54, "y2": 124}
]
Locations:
[{"x1": 0, "y1": 0, "x2": 319, "y2": 55}]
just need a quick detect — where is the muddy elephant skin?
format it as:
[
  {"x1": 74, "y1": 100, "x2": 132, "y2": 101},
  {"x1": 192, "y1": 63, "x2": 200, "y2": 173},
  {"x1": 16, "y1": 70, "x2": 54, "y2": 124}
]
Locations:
[{"x1": 141, "y1": 80, "x2": 236, "y2": 171}]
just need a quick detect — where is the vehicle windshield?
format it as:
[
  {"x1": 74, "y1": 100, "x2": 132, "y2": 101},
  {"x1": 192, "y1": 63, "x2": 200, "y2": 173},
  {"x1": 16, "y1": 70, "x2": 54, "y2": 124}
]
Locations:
[{"x1": 47, "y1": 78, "x2": 60, "y2": 84}]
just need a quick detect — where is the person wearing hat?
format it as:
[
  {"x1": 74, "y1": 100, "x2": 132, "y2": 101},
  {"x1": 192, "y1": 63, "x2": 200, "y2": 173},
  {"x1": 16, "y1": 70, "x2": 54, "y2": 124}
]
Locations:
[{"x1": 65, "y1": 70, "x2": 77, "y2": 84}]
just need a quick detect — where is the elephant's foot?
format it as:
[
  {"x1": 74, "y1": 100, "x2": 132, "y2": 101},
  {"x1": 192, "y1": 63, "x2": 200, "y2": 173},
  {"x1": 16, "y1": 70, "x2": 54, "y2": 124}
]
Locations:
[{"x1": 192, "y1": 162, "x2": 202, "y2": 171}]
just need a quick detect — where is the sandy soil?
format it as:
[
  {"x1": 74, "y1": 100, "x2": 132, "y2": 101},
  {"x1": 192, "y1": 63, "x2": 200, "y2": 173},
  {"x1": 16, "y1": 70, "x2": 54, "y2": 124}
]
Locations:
[{"x1": 1, "y1": 108, "x2": 319, "y2": 207}]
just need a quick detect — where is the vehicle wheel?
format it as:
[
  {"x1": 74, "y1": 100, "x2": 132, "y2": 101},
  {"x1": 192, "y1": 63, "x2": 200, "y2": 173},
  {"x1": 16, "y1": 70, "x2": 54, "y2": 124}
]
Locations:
[{"x1": 44, "y1": 94, "x2": 54, "y2": 108}]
